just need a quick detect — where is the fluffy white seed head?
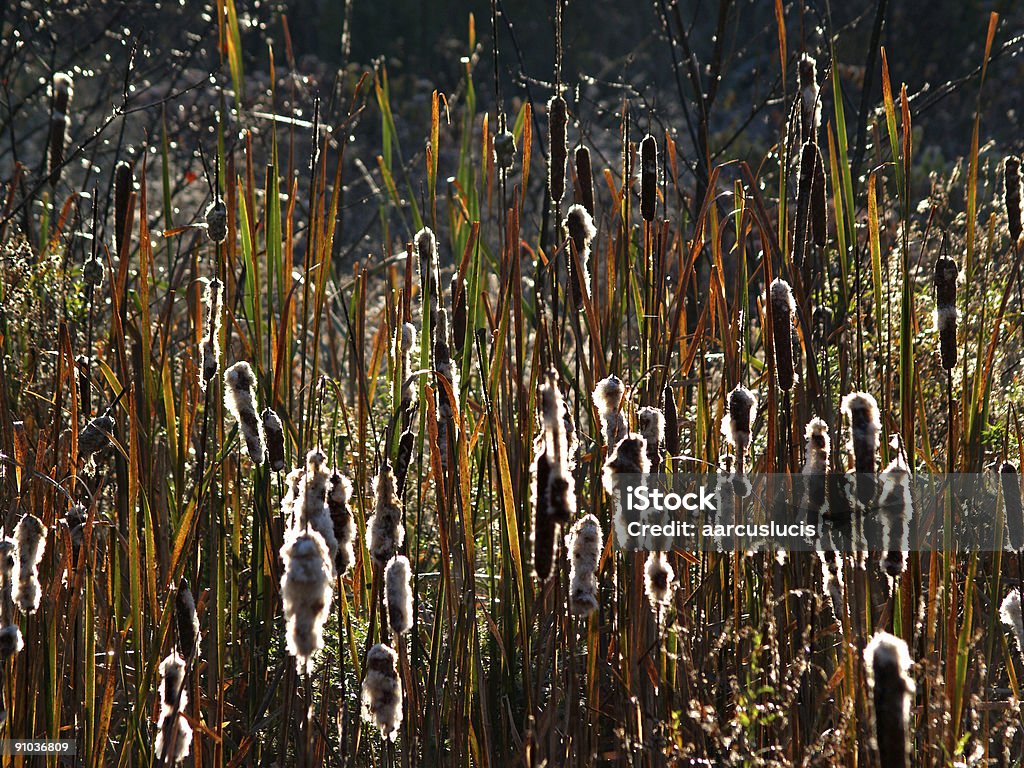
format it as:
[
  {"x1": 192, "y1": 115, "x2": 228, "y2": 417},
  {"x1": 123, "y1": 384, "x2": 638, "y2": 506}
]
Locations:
[
  {"x1": 802, "y1": 417, "x2": 830, "y2": 474},
  {"x1": 154, "y1": 651, "x2": 192, "y2": 765},
  {"x1": 14, "y1": 514, "x2": 46, "y2": 614},
  {"x1": 200, "y1": 278, "x2": 223, "y2": 389},
  {"x1": 1001, "y1": 589, "x2": 1024, "y2": 656},
  {"x1": 721, "y1": 386, "x2": 758, "y2": 470},
  {"x1": 593, "y1": 376, "x2": 628, "y2": 448},
  {"x1": 328, "y1": 471, "x2": 356, "y2": 575},
  {"x1": 0, "y1": 539, "x2": 15, "y2": 625},
  {"x1": 863, "y1": 631, "x2": 914, "y2": 764},
  {"x1": 280, "y1": 530, "x2": 334, "y2": 673},
  {"x1": 362, "y1": 643, "x2": 403, "y2": 742},
  {"x1": 841, "y1": 392, "x2": 881, "y2": 474},
  {"x1": 367, "y1": 462, "x2": 405, "y2": 569},
  {"x1": 295, "y1": 449, "x2": 338, "y2": 574},
  {"x1": 644, "y1": 551, "x2": 675, "y2": 615},
  {"x1": 384, "y1": 555, "x2": 413, "y2": 635},
  {"x1": 224, "y1": 362, "x2": 266, "y2": 465},
  {"x1": 566, "y1": 515, "x2": 603, "y2": 616}
]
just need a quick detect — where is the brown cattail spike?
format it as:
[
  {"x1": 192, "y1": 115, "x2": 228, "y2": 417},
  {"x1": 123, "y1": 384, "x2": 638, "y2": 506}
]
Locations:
[
  {"x1": 493, "y1": 130, "x2": 516, "y2": 171},
  {"x1": 794, "y1": 141, "x2": 817, "y2": 266},
  {"x1": 933, "y1": 253, "x2": 958, "y2": 370},
  {"x1": 575, "y1": 144, "x2": 595, "y2": 215},
  {"x1": 841, "y1": 392, "x2": 880, "y2": 474},
  {"x1": 640, "y1": 134, "x2": 658, "y2": 222},
  {"x1": 114, "y1": 160, "x2": 134, "y2": 257},
  {"x1": 451, "y1": 275, "x2": 467, "y2": 353},
  {"x1": 175, "y1": 578, "x2": 200, "y2": 660},
  {"x1": 721, "y1": 386, "x2": 757, "y2": 474},
  {"x1": 547, "y1": 95, "x2": 568, "y2": 204},
  {"x1": 47, "y1": 73, "x2": 73, "y2": 185},
  {"x1": 1004, "y1": 156, "x2": 1022, "y2": 246},
  {"x1": 563, "y1": 204, "x2": 596, "y2": 310},
  {"x1": 864, "y1": 632, "x2": 914, "y2": 768},
  {"x1": 769, "y1": 279, "x2": 797, "y2": 391}
]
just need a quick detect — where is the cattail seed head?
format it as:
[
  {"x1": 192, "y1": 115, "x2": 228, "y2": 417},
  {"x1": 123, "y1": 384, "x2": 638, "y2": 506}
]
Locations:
[
  {"x1": 1001, "y1": 462, "x2": 1024, "y2": 552},
  {"x1": 640, "y1": 134, "x2": 658, "y2": 222},
  {"x1": 575, "y1": 144, "x2": 595, "y2": 215},
  {"x1": 1000, "y1": 589, "x2": 1024, "y2": 658},
  {"x1": 0, "y1": 625, "x2": 23, "y2": 660},
  {"x1": 328, "y1": 471, "x2": 356, "y2": 575},
  {"x1": 261, "y1": 410, "x2": 286, "y2": 471},
  {"x1": 114, "y1": 160, "x2": 134, "y2": 257},
  {"x1": 416, "y1": 227, "x2": 440, "y2": 318},
  {"x1": 78, "y1": 413, "x2": 114, "y2": 458},
  {"x1": 367, "y1": 461, "x2": 405, "y2": 569},
  {"x1": 603, "y1": 434, "x2": 650, "y2": 496},
  {"x1": 540, "y1": 371, "x2": 576, "y2": 524},
  {"x1": 864, "y1": 632, "x2": 914, "y2": 768},
  {"x1": 841, "y1": 393, "x2": 880, "y2": 474},
  {"x1": 0, "y1": 539, "x2": 16, "y2": 626},
  {"x1": 638, "y1": 407, "x2": 666, "y2": 474},
  {"x1": 399, "y1": 322, "x2": 417, "y2": 411},
  {"x1": 802, "y1": 418, "x2": 830, "y2": 475},
  {"x1": 493, "y1": 130, "x2": 516, "y2": 170},
  {"x1": 175, "y1": 578, "x2": 200, "y2": 660},
  {"x1": 384, "y1": 555, "x2": 413, "y2": 635},
  {"x1": 154, "y1": 651, "x2": 193, "y2": 764},
  {"x1": 14, "y1": 514, "x2": 46, "y2": 614},
  {"x1": 294, "y1": 449, "x2": 339, "y2": 571},
  {"x1": 83, "y1": 254, "x2": 105, "y2": 287},
  {"x1": 799, "y1": 54, "x2": 821, "y2": 142},
  {"x1": 644, "y1": 551, "x2": 675, "y2": 617},
  {"x1": 362, "y1": 643, "x2": 403, "y2": 742},
  {"x1": 566, "y1": 514, "x2": 602, "y2": 616},
  {"x1": 878, "y1": 450, "x2": 913, "y2": 584},
  {"x1": 769, "y1": 279, "x2": 797, "y2": 390},
  {"x1": 47, "y1": 73, "x2": 73, "y2": 185},
  {"x1": 451, "y1": 275, "x2": 467, "y2": 353},
  {"x1": 721, "y1": 386, "x2": 757, "y2": 473},
  {"x1": 548, "y1": 95, "x2": 568, "y2": 203},
  {"x1": 224, "y1": 362, "x2": 266, "y2": 465},
  {"x1": 531, "y1": 434, "x2": 558, "y2": 582},
  {"x1": 563, "y1": 204, "x2": 596, "y2": 310},
  {"x1": 933, "y1": 254, "x2": 959, "y2": 370},
  {"x1": 593, "y1": 375, "x2": 628, "y2": 449},
  {"x1": 280, "y1": 530, "x2": 333, "y2": 673},
  {"x1": 394, "y1": 429, "x2": 415, "y2": 494},
  {"x1": 204, "y1": 199, "x2": 228, "y2": 244},
  {"x1": 794, "y1": 141, "x2": 817, "y2": 266},
  {"x1": 1004, "y1": 156, "x2": 1022, "y2": 245},
  {"x1": 663, "y1": 384, "x2": 679, "y2": 457},
  {"x1": 200, "y1": 278, "x2": 223, "y2": 389}
]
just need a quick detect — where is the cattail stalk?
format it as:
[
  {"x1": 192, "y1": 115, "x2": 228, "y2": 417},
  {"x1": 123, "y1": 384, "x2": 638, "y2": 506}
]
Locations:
[
  {"x1": 663, "y1": 384, "x2": 679, "y2": 458},
  {"x1": 1005, "y1": 156, "x2": 1022, "y2": 245}
]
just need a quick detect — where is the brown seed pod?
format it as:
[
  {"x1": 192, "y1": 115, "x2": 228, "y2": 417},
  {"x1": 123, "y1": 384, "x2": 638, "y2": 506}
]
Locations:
[
  {"x1": 114, "y1": 160, "x2": 134, "y2": 257},
  {"x1": 933, "y1": 253, "x2": 958, "y2": 370},
  {"x1": 262, "y1": 409, "x2": 286, "y2": 472},
  {"x1": 1005, "y1": 156, "x2": 1022, "y2": 245},
  {"x1": 794, "y1": 141, "x2": 817, "y2": 267},
  {"x1": 640, "y1": 134, "x2": 658, "y2": 222},
  {"x1": 864, "y1": 633, "x2": 914, "y2": 768},
  {"x1": 547, "y1": 95, "x2": 568, "y2": 204},
  {"x1": 575, "y1": 145, "x2": 595, "y2": 216},
  {"x1": 175, "y1": 578, "x2": 200, "y2": 660},
  {"x1": 769, "y1": 279, "x2": 796, "y2": 392}
]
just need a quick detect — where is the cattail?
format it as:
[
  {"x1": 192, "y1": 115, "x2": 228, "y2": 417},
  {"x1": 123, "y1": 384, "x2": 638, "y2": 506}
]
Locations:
[
  {"x1": 878, "y1": 451, "x2": 913, "y2": 586},
  {"x1": 575, "y1": 144, "x2": 595, "y2": 215},
  {"x1": 294, "y1": 449, "x2": 338, "y2": 570},
  {"x1": 774, "y1": 280, "x2": 798, "y2": 393},
  {"x1": 638, "y1": 406, "x2": 665, "y2": 474},
  {"x1": 384, "y1": 555, "x2": 413, "y2": 635},
  {"x1": 14, "y1": 514, "x2": 46, "y2": 614},
  {"x1": 434, "y1": 308, "x2": 459, "y2": 472},
  {"x1": 841, "y1": 393, "x2": 880, "y2": 474},
  {"x1": 548, "y1": 94, "x2": 568, "y2": 203},
  {"x1": 1001, "y1": 462, "x2": 1024, "y2": 552},
  {"x1": 592, "y1": 375, "x2": 628, "y2": 449},
  {"x1": 1004, "y1": 156, "x2": 1022, "y2": 245},
  {"x1": 280, "y1": 530, "x2": 333, "y2": 672},
  {"x1": 493, "y1": 130, "x2": 516, "y2": 170},
  {"x1": 78, "y1": 413, "x2": 113, "y2": 458},
  {"x1": 0, "y1": 625, "x2": 22, "y2": 660},
  {"x1": 114, "y1": 160, "x2": 134, "y2": 257},
  {"x1": 640, "y1": 134, "x2": 658, "y2": 222},
  {"x1": 154, "y1": 652, "x2": 193, "y2": 765},
  {"x1": 175, "y1": 578, "x2": 200, "y2": 660},
  {"x1": 811, "y1": 143, "x2": 828, "y2": 246},
  {"x1": 399, "y1": 322, "x2": 417, "y2": 412},
  {"x1": 644, "y1": 551, "x2": 675, "y2": 616},
  {"x1": 451, "y1": 275, "x2": 467, "y2": 353},
  {"x1": 541, "y1": 371, "x2": 576, "y2": 524},
  {"x1": 864, "y1": 632, "x2": 914, "y2": 768},
  {"x1": 933, "y1": 253, "x2": 959, "y2": 370},
  {"x1": 604, "y1": 434, "x2": 650, "y2": 547},
  {"x1": 328, "y1": 471, "x2": 356, "y2": 575},
  {"x1": 205, "y1": 199, "x2": 228, "y2": 244},
  {"x1": 802, "y1": 418, "x2": 831, "y2": 474},
  {"x1": 663, "y1": 384, "x2": 679, "y2": 458},
  {"x1": 200, "y1": 278, "x2": 223, "y2": 390},
  {"x1": 416, "y1": 227, "x2": 441, "y2": 319},
  {"x1": 262, "y1": 409, "x2": 286, "y2": 472},
  {"x1": 47, "y1": 73, "x2": 73, "y2": 185},
  {"x1": 361, "y1": 643, "x2": 403, "y2": 742},
  {"x1": 281, "y1": 468, "x2": 305, "y2": 524},
  {"x1": 224, "y1": 362, "x2": 266, "y2": 465},
  {"x1": 563, "y1": 204, "x2": 596, "y2": 309},
  {"x1": 794, "y1": 141, "x2": 817, "y2": 266},
  {"x1": 394, "y1": 429, "x2": 415, "y2": 494},
  {"x1": 1000, "y1": 589, "x2": 1024, "y2": 658},
  {"x1": 812, "y1": 305, "x2": 833, "y2": 349},
  {"x1": 531, "y1": 433, "x2": 558, "y2": 582},
  {"x1": 64, "y1": 503, "x2": 86, "y2": 563},
  {"x1": 0, "y1": 540, "x2": 15, "y2": 626},
  {"x1": 367, "y1": 461, "x2": 405, "y2": 569},
  {"x1": 83, "y1": 253, "x2": 105, "y2": 288},
  {"x1": 566, "y1": 515, "x2": 602, "y2": 616},
  {"x1": 721, "y1": 386, "x2": 757, "y2": 474},
  {"x1": 798, "y1": 54, "x2": 821, "y2": 142}
]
